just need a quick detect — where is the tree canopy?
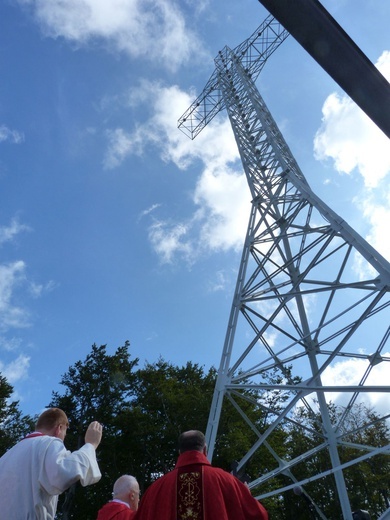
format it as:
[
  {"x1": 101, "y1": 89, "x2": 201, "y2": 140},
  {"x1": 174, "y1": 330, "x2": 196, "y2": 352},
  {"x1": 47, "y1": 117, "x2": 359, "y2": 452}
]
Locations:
[
  {"x1": 1, "y1": 342, "x2": 388, "y2": 519},
  {"x1": 0, "y1": 374, "x2": 33, "y2": 454}
]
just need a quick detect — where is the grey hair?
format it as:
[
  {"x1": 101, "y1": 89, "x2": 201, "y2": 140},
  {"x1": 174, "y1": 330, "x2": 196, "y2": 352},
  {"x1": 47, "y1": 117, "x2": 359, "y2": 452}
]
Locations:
[{"x1": 113, "y1": 475, "x2": 138, "y2": 497}]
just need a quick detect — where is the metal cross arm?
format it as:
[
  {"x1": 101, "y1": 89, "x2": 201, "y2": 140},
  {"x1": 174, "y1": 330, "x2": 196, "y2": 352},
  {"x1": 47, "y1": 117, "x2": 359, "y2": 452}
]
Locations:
[{"x1": 177, "y1": 14, "x2": 288, "y2": 140}]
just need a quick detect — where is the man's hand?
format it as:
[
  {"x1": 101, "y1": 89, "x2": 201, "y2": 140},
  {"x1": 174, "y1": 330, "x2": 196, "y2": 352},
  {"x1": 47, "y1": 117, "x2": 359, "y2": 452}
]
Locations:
[{"x1": 84, "y1": 421, "x2": 103, "y2": 450}]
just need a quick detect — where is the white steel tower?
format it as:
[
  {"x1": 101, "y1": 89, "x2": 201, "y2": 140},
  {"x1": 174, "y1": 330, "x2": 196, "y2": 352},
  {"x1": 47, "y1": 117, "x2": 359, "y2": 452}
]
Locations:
[{"x1": 178, "y1": 13, "x2": 390, "y2": 520}]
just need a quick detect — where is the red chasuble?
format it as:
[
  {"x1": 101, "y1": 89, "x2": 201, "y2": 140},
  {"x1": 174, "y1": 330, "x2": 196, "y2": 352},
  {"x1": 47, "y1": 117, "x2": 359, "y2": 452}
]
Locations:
[
  {"x1": 97, "y1": 501, "x2": 135, "y2": 520},
  {"x1": 134, "y1": 451, "x2": 268, "y2": 520}
]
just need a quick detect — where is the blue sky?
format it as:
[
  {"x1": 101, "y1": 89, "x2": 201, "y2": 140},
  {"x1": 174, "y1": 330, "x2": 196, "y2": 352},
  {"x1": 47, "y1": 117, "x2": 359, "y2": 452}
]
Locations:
[{"x1": 1, "y1": 0, "x2": 389, "y2": 418}]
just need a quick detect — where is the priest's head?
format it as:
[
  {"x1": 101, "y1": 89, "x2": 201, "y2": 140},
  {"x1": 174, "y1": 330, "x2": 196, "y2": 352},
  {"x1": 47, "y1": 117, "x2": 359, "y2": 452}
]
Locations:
[
  {"x1": 35, "y1": 408, "x2": 69, "y2": 441},
  {"x1": 113, "y1": 474, "x2": 140, "y2": 511},
  {"x1": 178, "y1": 430, "x2": 207, "y2": 456}
]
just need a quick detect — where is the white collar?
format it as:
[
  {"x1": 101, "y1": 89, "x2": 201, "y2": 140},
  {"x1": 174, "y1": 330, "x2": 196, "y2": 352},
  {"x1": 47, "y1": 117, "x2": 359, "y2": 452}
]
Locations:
[{"x1": 112, "y1": 499, "x2": 130, "y2": 509}]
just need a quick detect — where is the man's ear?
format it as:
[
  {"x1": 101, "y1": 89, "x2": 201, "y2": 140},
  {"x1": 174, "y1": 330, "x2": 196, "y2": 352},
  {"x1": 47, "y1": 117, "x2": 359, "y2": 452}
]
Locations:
[
  {"x1": 53, "y1": 424, "x2": 62, "y2": 438},
  {"x1": 203, "y1": 445, "x2": 207, "y2": 456}
]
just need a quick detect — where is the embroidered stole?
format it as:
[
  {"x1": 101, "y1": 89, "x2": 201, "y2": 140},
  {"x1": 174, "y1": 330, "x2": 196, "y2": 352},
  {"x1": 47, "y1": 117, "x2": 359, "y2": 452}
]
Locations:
[
  {"x1": 177, "y1": 465, "x2": 204, "y2": 519},
  {"x1": 23, "y1": 432, "x2": 45, "y2": 440}
]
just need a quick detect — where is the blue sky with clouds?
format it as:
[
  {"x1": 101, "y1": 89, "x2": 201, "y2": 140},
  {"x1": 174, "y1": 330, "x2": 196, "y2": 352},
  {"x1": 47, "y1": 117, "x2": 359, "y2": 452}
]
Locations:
[{"x1": 1, "y1": 0, "x2": 389, "y2": 417}]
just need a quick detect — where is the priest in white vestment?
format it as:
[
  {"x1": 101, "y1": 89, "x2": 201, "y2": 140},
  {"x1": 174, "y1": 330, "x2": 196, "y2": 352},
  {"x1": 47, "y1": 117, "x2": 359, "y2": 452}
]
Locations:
[{"x1": 0, "y1": 407, "x2": 103, "y2": 519}]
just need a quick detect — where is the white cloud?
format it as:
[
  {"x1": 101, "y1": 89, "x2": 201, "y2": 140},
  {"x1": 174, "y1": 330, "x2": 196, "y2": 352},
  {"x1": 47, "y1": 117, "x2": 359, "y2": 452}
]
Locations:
[
  {"x1": 321, "y1": 353, "x2": 390, "y2": 419},
  {"x1": 207, "y1": 269, "x2": 229, "y2": 292},
  {"x1": 0, "y1": 336, "x2": 22, "y2": 352},
  {"x1": 148, "y1": 220, "x2": 193, "y2": 264},
  {"x1": 18, "y1": 0, "x2": 208, "y2": 71},
  {"x1": 193, "y1": 166, "x2": 249, "y2": 253},
  {"x1": 359, "y1": 190, "x2": 390, "y2": 261},
  {"x1": 314, "y1": 51, "x2": 390, "y2": 283},
  {"x1": 0, "y1": 125, "x2": 24, "y2": 144},
  {"x1": 0, "y1": 219, "x2": 54, "y2": 340},
  {"x1": 0, "y1": 354, "x2": 30, "y2": 384},
  {"x1": 137, "y1": 204, "x2": 161, "y2": 221},
  {"x1": 0, "y1": 218, "x2": 30, "y2": 247},
  {"x1": 351, "y1": 184, "x2": 390, "y2": 282},
  {"x1": 104, "y1": 81, "x2": 250, "y2": 262},
  {"x1": 0, "y1": 261, "x2": 30, "y2": 331},
  {"x1": 314, "y1": 93, "x2": 390, "y2": 188},
  {"x1": 105, "y1": 81, "x2": 205, "y2": 169},
  {"x1": 377, "y1": 49, "x2": 390, "y2": 79},
  {"x1": 314, "y1": 51, "x2": 390, "y2": 189},
  {"x1": 29, "y1": 280, "x2": 57, "y2": 298},
  {"x1": 104, "y1": 128, "x2": 143, "y2": 169}
]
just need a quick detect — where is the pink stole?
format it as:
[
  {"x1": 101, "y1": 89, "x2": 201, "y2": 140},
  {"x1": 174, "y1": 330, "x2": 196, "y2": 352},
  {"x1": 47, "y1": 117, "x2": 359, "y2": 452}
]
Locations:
[{"x1": 23, "y1": 432, "x2": 45, "y2": 440}]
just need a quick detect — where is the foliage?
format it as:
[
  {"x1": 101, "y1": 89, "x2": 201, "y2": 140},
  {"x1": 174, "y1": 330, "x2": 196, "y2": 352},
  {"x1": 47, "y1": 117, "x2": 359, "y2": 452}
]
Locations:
[
  {"x1": 120, "y1": 357, "x2": 217, "y2": 489},
  {"x1": 49, "y1": 343, "x2": 270, "y2": 518},
  {"x1": 2, "y1": 343, "x2": 388, "y2": 519},
  {"x1": 50, "y1": 344, "x2": 218, "y2": 519},
  {"x1": 49, "y1": 342, "x2": 138, "y2": 519},
  {"x1": 0, "y1": 373, "x2": 34, "y2": 455},
  {"x1": 341, "y1": 403, "x2": 390, "y2": 518},
  {"x1": 275, "y1": 401, "x2": 390, "y2": 519}
]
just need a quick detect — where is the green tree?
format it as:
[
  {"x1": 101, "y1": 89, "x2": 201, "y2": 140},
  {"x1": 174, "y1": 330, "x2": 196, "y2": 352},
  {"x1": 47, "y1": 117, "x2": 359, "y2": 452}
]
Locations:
[
  {"x1": 49, "y1": 342, "x2": 138, "y2": 520},
  {"x1": 342, "y1": 403, "x2": 390, "y2": 518},
  {"x1": 280, "y1": 402, "x2": 390, "y2": 519},
  {"x1": 212, "y1": 367, "x2": 294, "y2": 518},
  {"x1": 0, "y1": 373, "x2": 33, "y2": 455},
  {"x1": 49, "y1": 344, "x2": 218, "y2": 518},
  {"x1": 48, "y1": 345, "x2": 227, "y2": 518},
  {"x1": 44, "y1": 343, "x2": 292, "y2": 519},
  {"x1": 127, "y1": 358, "x2": 277, "y2": 490},
  {"x1": 119, "y1": 358, "x2": 217, "y2": 490}
]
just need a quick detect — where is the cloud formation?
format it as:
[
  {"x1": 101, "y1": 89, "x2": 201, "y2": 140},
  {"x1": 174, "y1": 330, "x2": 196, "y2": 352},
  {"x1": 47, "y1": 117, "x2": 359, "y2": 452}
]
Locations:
[
  {"x1": 0, "y1": 354, "x2": 30, "y2": 385},
  {"x1": 314, "y1": 51, "x2": 390, "y2": 189},
  {"x1": 0, "y1": 261, "x2": 30, "y2": 331},
  {"x1": 314, "y1": 92, "x2": 390, "y2": 189},
  {"x1": 314, "y1": 51, "x2": 390, "y2": 269},
  {"x1": 359, "y1": 192, "x2": 390, "y2": 262},
  {"x1": 104, "y1": 81, "x2": 250, "y2": 263},
  {"x1": 0, "y1": 219, "x2": 30, "y2": 246},
  {"x1": 312, "y1": 51, "x2": 390, "y2": 420},
  {"x1": 322, "y1": 352, "x2": 390, "y2": 419},
  {"x1": 0, "y1": 125, "x2": 24, "y2": 144},
  {"x1": 18, "y1": 0, "x2": 207, "y2": 71},
  {"x1": 0, "y1": 218, "x2": 54, "y2": 331}
]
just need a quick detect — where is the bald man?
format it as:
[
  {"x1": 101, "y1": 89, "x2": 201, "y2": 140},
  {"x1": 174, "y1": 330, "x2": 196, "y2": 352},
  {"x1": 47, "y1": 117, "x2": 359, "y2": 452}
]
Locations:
[{"x1": 97, "y1": 474, "x2": 140, "y2": 519}]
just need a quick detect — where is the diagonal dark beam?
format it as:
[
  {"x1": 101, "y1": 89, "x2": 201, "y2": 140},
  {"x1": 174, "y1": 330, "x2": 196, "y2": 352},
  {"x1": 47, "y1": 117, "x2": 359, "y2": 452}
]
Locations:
[{"x1": 258, "y1": 0, "x2": 390, "y2": 139}]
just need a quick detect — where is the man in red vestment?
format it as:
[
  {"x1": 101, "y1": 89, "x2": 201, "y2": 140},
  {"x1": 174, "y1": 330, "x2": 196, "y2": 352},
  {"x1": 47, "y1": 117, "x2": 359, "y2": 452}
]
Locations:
[
  {"x1": 134, "y1": 430, "x2": 268, "y2": 520},
  {"x1": 97, "y1": 474, "x2": 140, "y2": 519}
]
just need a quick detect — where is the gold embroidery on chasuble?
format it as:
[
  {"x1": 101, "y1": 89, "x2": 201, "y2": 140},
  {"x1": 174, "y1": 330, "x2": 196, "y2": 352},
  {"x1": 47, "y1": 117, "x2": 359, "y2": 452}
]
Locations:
[{"x1": 177, "y1": 468, "x2": 204, "y2": 519}]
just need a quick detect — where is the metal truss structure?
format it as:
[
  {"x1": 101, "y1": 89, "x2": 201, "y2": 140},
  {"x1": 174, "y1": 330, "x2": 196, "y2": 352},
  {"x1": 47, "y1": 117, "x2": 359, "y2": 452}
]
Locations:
[{"x1": 178, "y1": 14, "x2": 390, "y2": 520}]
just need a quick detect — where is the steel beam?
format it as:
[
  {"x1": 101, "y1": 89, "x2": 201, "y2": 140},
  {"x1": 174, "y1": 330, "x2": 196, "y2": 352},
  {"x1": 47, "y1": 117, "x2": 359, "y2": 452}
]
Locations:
[{"x1": 258, "y1": 0, "x2": 390, "y2": 139}]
